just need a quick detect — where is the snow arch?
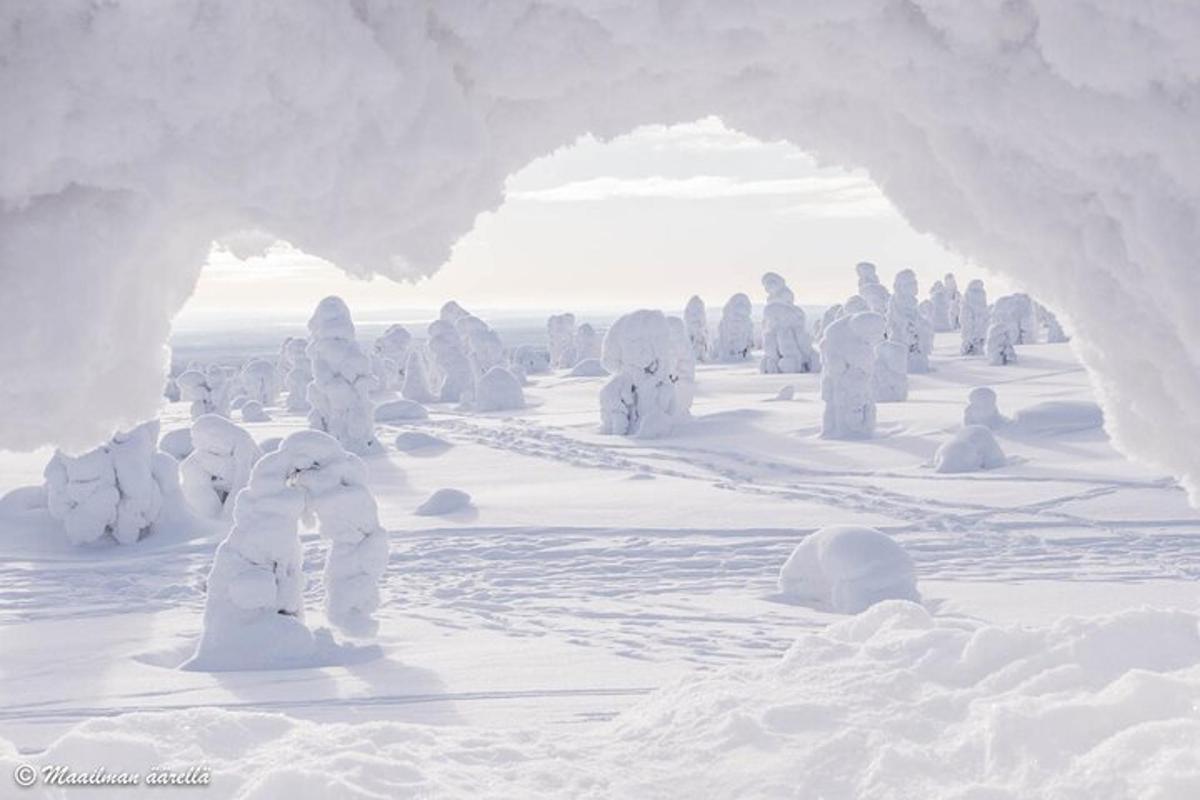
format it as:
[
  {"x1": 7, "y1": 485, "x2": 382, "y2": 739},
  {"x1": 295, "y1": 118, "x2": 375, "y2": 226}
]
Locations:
[
  {"x1": 3, "y1": 2, "x2": 1200, "y2": 496},
  {"x1": 186, "y1": 430, "x2": 388, "y2": 671}
]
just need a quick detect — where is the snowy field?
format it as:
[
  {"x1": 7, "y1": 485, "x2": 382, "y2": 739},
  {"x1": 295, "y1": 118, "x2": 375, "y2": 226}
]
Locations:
[{"x1": 2, "y1": 332, "x2": 1199, "y2": 798}]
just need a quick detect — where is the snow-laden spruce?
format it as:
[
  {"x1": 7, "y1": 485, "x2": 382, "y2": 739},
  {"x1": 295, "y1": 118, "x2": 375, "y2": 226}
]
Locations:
[
  {"x1": 574, "y1": 323, "x2": 601, "y2": 363},
  {"x1": 959, "y1": 279, "x2": 989, "y2": 356},
  {"x1": 760, "y1": 302, "x2": 819, "y2": 374},
  {"x1": 426, "y1": 320, "x2": 475, "y2": 403},
  {"x1": 667, "y1": 316, "x2": 696, "y2": 417},
  {"x1": 282, "y1": 338, "x2": 313, "y2": 412},
  {"x1": 468, "y1": 366, "x2": 525, "y2": 412},
  {"x1": 44, "y1": 420, "x2": 181, "y2": 546},
  {"x1": 856, "y1": 262, "x2": 890, "y2": 315},
  {"x1": 778, "y1": 525, "x2": 920, "y2": 613},
  {"x1": 872, "y1": 339, "x2": 908, "y2": 402},
  {"x1": 305, "y1": 297, "x2": 380, "y2": 456},
  {"x1": 761, "y1": 271, "x2": 794, "y2": 306},
  {"x1": 1036, "y1": 301, "x2": 1069, "y2": 343},
  {"x1": 820, "y1": 312, "x2": 885, "y2": 439},
  {"x1": 986, "y1": 295, "x2": 1022, "y2": 366},
  {"x1": 714, "y1": 293, "x2": 755, "y2": 363},
  {"x1": 511, "y1": 344, "x2": 551, "y2": 376},
  {"x1": 240, "y1": 401, "x2": 270, "y2": 423},
  {"x1": 186, "y1": 430, "x2": 388, "y2": 671},
  {"x1": 934, "y1": 425, "x2": 1007, "y2": 473},
  {"x1": 400, "y1": 350, "x2": 437, "y2": 404},
  {"x1": 843, "y1": 295, "x2": 870, "y2": 315},
  {"x1": 548, "y1": 313, "x2": 578, "y2": 369},
  {"x1": 943, "y1": 273, "x2": 962, "y2": 329},
  {"x1": 928, "y1": 280, "x2": 952, "y2": 332},
  {"x1": 372, "y1": 324, "x2": 411, "y2": 390},
  {"x1": 599, "y1": 309, "x2": 682, "y2": 438},
  {"x1": 683, "y1": 296, "x2": 709, "y2": 362},
  {"x1": 456, "y1": 314, "x2": 505, "y2": 377},
  {"x1": 177, "y1": 366, "x2": 232, "y2": 419},
  {"x1": 239, "y1": 359, "x2": 278, "y2": 407},
  {"x1": 180, "y1": 415, "x2": 262, "y2": 519},
  {"x1": 964, "y1": 387, "x2": 1006, "y2": 429},
  {"x1": 887, "y1": 269, "x2": 933, "y2": 373},
  {"x1": 1011, "y1": 293, "x2": 1038, "y2": 344}
]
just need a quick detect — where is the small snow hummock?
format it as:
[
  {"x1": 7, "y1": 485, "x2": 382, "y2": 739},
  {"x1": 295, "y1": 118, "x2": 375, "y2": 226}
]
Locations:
[
  {"x1": 568, "y1": 358, "x2": 609, "y2": 377},
  {"x1": 394, "y1": 431, "x2": 452, "y2": 453},
  {"x1": 959, "y1": 279, "x2": 989, "y2": 355},
  {"x1": 180, "y1": 414, "x2": 262, "y2": 519},
  {"x1": 574, "y1": 323, "x2": 601, "y2": 363},
  {"x1": 548, "y1": 313, "x2": 578, "y2": 368},
  {"x1": 240, "y1": 401, "x2": 271, "y2": 423},
  {"x1": 305, "y1": 296, "x2": 380, "y2": 456},
  {"x1": 415, "y1": 488, "x2": 473, "y2": 516},
  {"x1": 683, "y1": 295, "x2": 709, "y2": 362},
  {"x1": 771, "y1": 384, "x2": 796, "y2": 401},
  {"x1": 400, "y1": 350, "x2": 437, "y2": 404},
  {"x1": 933, "y1": 425, "x2": 1007, "y2": 473},
  {"x1": 820, "y1": 312, "x2": 885, "y2": 439},
  {"x1": 426, "y1": 320, "x2": 475, "y2": 403},
  {"x1": 1010, "y1": 400, "x2": 1104, "y2": 435},
  {"x1": 778, "y1": 525, "x2": 920, "y2": 613},
  {"x1": 760, "y1": 302, "x2": 819, "y2": 374},
  {"x1": 282, "y1": 337, "x2": 313, "y2": 412},
  {"x1": 714, "y1": 293, "x2": 755, "y2": 362},
  {"x1": 374, "y1": 398, "x2": 429, "y2": 422},
  {"x1": 600, "y1": 309, "x2": 683, "y2": 438},
  {"x1": 886, "y1": 269, "x2": 933, "y2": 373},
  {"x1": 872, "y1": 339, "x2": 908, "y2": 402},
  {"x1": 44, "y1": 420, "x2": 181, "y2": 546},
  {"x1": 964, "y1": 386, "x2": 1006, "y2": 429},
  {"x1": 467, "y1": 366, "x2": 526, "y2": 412},
  {"x1": 986, "y1": 294, "x2": 1021, "y2": 365},
  {"x1": 511, "y1": 344, "x2": 551, "y2": 376},
  {"x1": 239, "y1": 359, "x2": 278, "y2": 407},
  {"x1": 159, "y1": 427, "x2": 193, "y2": 461},
  {"x1": 372, "y1": 324, "x2": 412, "y2": 390},
  {"x1": 185, "y1": 430, "x2": 388, "y2": 671}
]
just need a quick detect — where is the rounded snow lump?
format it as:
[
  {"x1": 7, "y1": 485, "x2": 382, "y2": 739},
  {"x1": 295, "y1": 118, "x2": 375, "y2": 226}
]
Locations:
[
  {"x1": 933, "y1": 425, "x2": 1007, "y2": 473},
  {"x1": 778, "y1": 525, "x2": 919, "y2": 614},
  {"x1": 1010, "y1": 400, "x2": 1103, "y2": 435},
  {"x1": 159, "y1": 427, "x2": 193, "y2": 460},
  {"x1": 394, "y1": 432, "x2": 450, "y2": 452},
  {"x1": 472, "y1": 367, "x2": 525, "y2": 412},
  {"x1": 375, "y1": 399, "x2": 429, "y2": 422},
  {"x1": 415, "y1": 488, "x2": 472, "y2": 516},
  {"x1": 568, "y1": 358, "x2": 609, "y2": 377},
  {"x1": 240, "y1": 400, "x2": 271, "y2": 422}
]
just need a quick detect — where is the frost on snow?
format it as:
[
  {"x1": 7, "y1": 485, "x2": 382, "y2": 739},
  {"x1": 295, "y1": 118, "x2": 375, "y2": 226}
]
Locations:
[
  {"x1": 372, "y1": 324, "x2": 412, "y2": 390},
  {"x1": 959, "y1": 279, "x2": 989, "y2": 356},
  {"x1": 820, "y1": 312, "x2": 885, "y2": 440},
  {"x1": 714, "y1": 294, "x2": 754, "y2": 363},
  {"x1": 760, "y1": 302, "x2": 819, "y2": 375},
  {"x1": 986, "y1": 295, "x2": 1021, "y2": 366},
  {"x1": 872, "y1": 339, "x2": 908, "y2": 403},
  {"x1": 186, "y1": 430, "x2": 387, "y2": 671},
  {"x1": 599, "y1": 310, "x2": 682, "y2": 438},
  {"x1": 778, "y1": 525, "x2": 919, "y2": 613},
  {"x1": 933, "y1": 425, "x2": 1007, "y2": 474},
  {"x1": 964, "y1": 386, "x2": 1006, "y2": 429},
  {"x1": 305, "y1": 297, "x2": 379, "y2": 456},
  {"x1": 468, "y1": 366, "x2": 526, "y2": 412},
  {"x1": 574, "y1": 323, "x2": 601, "y2": 363},
  {"x1": 886, "y1": 269, "x2": 933, "y2": 373},
  {"x1": 683, "y1": 296, "x2": 709, "y2": 362},
  {"x1": 239, "y1": 359, "x2": 278, "y2": 407},
  {"x1": 548, "y1": 313, "x2": 578, "y2": 369},
  {"x1": 44, "y1": 420, "x2": 180, "y2": 546},
  {"x1": 180, "y1": 415, "x2": 262, "y2": 519}
]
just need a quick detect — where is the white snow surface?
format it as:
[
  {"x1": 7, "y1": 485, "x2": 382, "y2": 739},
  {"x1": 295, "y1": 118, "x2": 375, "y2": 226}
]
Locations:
[
  {"x1": 374, "y1": 399, "x2": 429, "y2": 423},
  {"x1": 934, "y1": 425, "x2": 1008, "y2": 474},
  {"x1": 778, "y1": 525, "x2": 920, "y2": 613}
]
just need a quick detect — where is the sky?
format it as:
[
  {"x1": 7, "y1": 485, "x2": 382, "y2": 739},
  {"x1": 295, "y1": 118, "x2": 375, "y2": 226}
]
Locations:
[{"x1": 177, "y1": 118, "x2": 1012, "y2": 325}]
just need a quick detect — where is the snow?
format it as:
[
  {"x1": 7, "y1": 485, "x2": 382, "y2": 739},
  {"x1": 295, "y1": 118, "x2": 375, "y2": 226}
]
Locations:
[
  {"x1": 511, "y1": 344, "x2": 551, "y2": 376},
  {"x1": 282, "y1": 338, "x2": 313, "y2": 413},
  {"x1": 1010, "y1": 400, "x2": 1105, "y2": 436},
  {"x1": 933, "y1": 425, "x2": 1008, "y2": 474},
  {"x1": 393, "y1": 431, "x2": 452, "y2": 453},
  {"x1": 415, "y1": 488, "x2": 474, "y2": 517},
  {"x1": 239, "y1": 359, "x2": 278, "y2": 407},
  {"x1": 987, "y1": 295, "x2": 1022, "y2": 366},
  {"x1": 176, "y1": 367, "x2": 231, "y2": 419},
  {"x1": 425, "y1": 320, "x2": 475, "y2": 404},
  {"x1": 714, "y1": 294, "x2": 754, "y2": 363},
  {"x1": 179, "y1": 415, "x2": 261, "y2": 519},
  {"x1": 760, "y1": 302, "x2": 819, "y2": 374},
  {"x1": 400, "y1": 350, "x2": 437, "y2": 404},
  {"x1": 239, "y1": 400, "x2": 270, "y2": 423},
  {"x1": 959, "y1": 279, "x2": 989, "y2": 356},
  {"x1": 964, "y1": 386, "x2": 1006, "y2": 429},
  {"x1": 467, "y1": 366, "x2": 526, "y2": 413},
  {"x1": 872, "y1": 339, "x2": 908, "y2": 403},
  {"x1": 600, "y1": 310, "x2": 683, "y2": 438},
  {"x1": 548, "y1": 313, "x2": 578, "y2": 369},
  {"x1": 372, "y1": 324, "x2": 412, "y2": 390},
  {"x1": 158, "y1": 427, "x2": 192, "y2": 461},
  {"x1": 373, "y1": 399, "x2": 429, "y2": 423},
  {"x1": 683, "y1": 296, "x2": 710, "y2": 362},
  {"x1": 887, "y1": 269, "x2": 933, "y2": 373},
  {"x1": 574, "y1": 323, "x2": 601, "y2": 363},
  {"x1": 568, "y1": 358, "x2": 609, "y2": 378},
  {"x1": 456, "y1": 314, "x2": 506, "y2": 377},
  {"x1": 305, "y1": 297, "x2": 380, "y2": 457},
  {"x1": 778, "y1": 525, "x2": 920, "y2": 613},
  {"x1": 819, "y1": 312, "x2": 885, "y2": 439}
]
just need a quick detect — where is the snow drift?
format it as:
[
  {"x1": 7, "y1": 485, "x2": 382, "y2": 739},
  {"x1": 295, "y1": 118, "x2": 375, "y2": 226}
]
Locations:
[
  {"x1": 3, "y1": 2, "x2": 1200, "y2": 502},
  {"x1": 778, "y1": 525, "x2": 919, "y2": 613}
]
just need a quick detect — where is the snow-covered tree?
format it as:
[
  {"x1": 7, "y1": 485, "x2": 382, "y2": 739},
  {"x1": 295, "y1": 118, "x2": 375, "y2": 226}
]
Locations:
[
  {"x1": 761, "y1": 302, "x2": 819, "y2": 374},
  {"x1": 186, "y1": 430, "x2": 388, "y2": 671},
  {"x1": 959, "y1": 279, "x2": 989, "y2": 355},
  {"x1": 856, "y1": 262, "x2": 890, "y2": 314},
  {"x1": 843, "y1": 295, "x2": 870, "y2": 315},
  {"x1": 305, "y1": 296, "x2": 379, "y2": 456},
  {"x1": 372, "y1": 324, "x2": 411, "y2": 389},
  {"x1": 283, "y1": 338, "x2": 313, "y2": 412},
  {"x1": 511, "y1": 344, "x2": 551, "y2": 376},
  {"x1": 44, "y1": 420, "x2": 181, "y2": 546},
  {"x1": 456, "y1": 314, "x2": 505, "y2": 376},
  {"x1": 943, "y1": 273, "x2": 962, "y2": 329},
  {"x1": 181, "y1": 414, "x2": 262, "y2": 518},
  {"x1": 440, "y1": 300, "x2": 469, "y2": 325},
  {"x1": 762, "y1": 271, "x2": 794, "y2": 305},
  {"x1": 548, "y1": 313, "x2": 578, "y2": 369},
  {"x1": 575, "y1": 322, "x2": 601, "y2": 362},
  {"x1": 400, "y1": 349, "x2": 437, "y2": 404},
  {"x1": 469, "y1": 366, "x2": 526, "y2": 412},
  {"x1": 887, "y1": 269, "x2": 933, "y2": 373},
  {"x1": 240, "y1": 401, "x2": 270, "y2": 423},
  {"x1": 929, "y1": 280, "x2": 952, "y2": 332},
  {"x1": 715, "y1": 293, "x2": 754, "y2": 362},
  {"x1": 934, "y1": 425, "x2": 1007, "y2": 473},
  {"x1": 872, "y1": 339, "x2": 908, "y2": 402},
  {"x1": 1036, "y1": 301, "x2": 1069, "y2": 343},
  {"x1": 964, "y1": 386, "x2": 1006, "y2": 429},
  {"x1": 599, "y1": 309, "x2": 682, "y2": 438},
  {"x1": 240, "y1": 359, "x2": 278, "y2": 407},
  {"x1": 425, "y1": 320, "x2": 474, "y2": 403},
  {"x1": 819, "y1": 311, "x2": 885, "y2": 439},
  {"x1": 683, "y1": 295, "x2": 710, "y2": 362},
  {"x1": 1012, "y1": 293, "x2": 1039, "y2": 344},
  {"x1": 986, "y1": 295, "x2": 1021, "y2": 365},
  {"x1": 813, "y1": 303, "x2": 842, "y2": 341},
  {"x1": 177, "y1": 365, "x2": 232, "y2": 419},
  {"x1": 667, "y1": 316, "x2": 696, "y2": 417}
]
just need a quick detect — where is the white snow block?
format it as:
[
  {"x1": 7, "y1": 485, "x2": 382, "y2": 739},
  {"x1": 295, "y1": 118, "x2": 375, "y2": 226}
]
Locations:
[
  {"x1": 934, "y1": 425, "x2": 1007, "y2": 473},
  {"x1": 394, "y1": 432, "x2": 451, "y2": 453},
  {"x1": 415, "y1": 488, "x2": 472, "y2": 516},
  {"x1": 778, "y1": 525, "x2": 920, "y2": 614},
  {"x1": 1010, "y1": 401, "x2": 1104, "y2": 435},
  {"x1": 374, "y1": 399, "x2": 429, "y2": 422}
]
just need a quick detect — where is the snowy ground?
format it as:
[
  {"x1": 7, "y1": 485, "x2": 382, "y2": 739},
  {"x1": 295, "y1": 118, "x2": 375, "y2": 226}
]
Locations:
[{"x1": 2, "y1": 334, "x2": 1199, "y2": 797}]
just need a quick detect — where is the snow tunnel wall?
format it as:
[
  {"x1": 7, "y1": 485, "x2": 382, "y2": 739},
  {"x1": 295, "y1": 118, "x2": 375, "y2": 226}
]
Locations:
[{"x1": 2, "y1": 1, "x2": 1200, "y2": 493}]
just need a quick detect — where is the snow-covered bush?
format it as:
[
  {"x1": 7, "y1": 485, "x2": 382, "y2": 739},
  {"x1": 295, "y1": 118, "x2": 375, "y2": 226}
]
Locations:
[
  {"x1": 426, "y1": 320, "x2": 474, "y2": 403},
  {"x1": 456, "y1": 314, "x2": 505, "y2": 376},
  {"x1": 575, "y1": 323, "x2": 601, "y2": 362},
  {"x1": 933, "y1": 425, "x2": 1007, "y2": 473},
  {"x1": 239, "y1": 359, "x2": 278, "y2": 407},
  {"x1": 1036, "y1": 301, "x2": 1069, "y2": 343},
  {"x1": 714, "y1": 293, "x2": 754, "y2": 362},
  {"x1": 186, "y1": 430, "x2": 388, "y2": 671},
  {"x1": 683, "y1": 296, "x2": 709, "y2": 362},
  {"x1": 778, "y1": 525, "x2": 919, "y2": 613},
  {"x1": 886, "y1": 269, "x2": 933, "y2": 373},
  {"x1": 762, "y1": 271, "x2": 794, "y2": 305},
  {"x1": 667, "y1": 316, "x2": 696, "y2": 417},
  {"x1": 374, "y1": 399, "x2": 428, "y2": 422},
  {"x1": 240, "y1": 401, "x2": 270, "y2": 423},
  {"x1": 760, "y1": 302, "x2": 819, "y2": 374},
  {"x1": 469, "y1": 366, "x2": 525, "y2": 412},
  {"x1": 511, "y1": 344, "x2": 551, "y2": 376},
  {"x1": 415, "y1": 488, "x2": 473, "y2": 516},
  {"x1": 305, "y1": 296, "x2": 379, "y2": 456},
  {"x1": 548, "y1": 313, "x2": 578, "y2": 369},
  {"x1": 599, "y1": 309, "x2": 681, "y2": 438},
  {"x1": 819, "y1": 312, "x2": 885, "y2": 439},
  {"x1": 282, "y1": 338, "x2": 313, "y2": 412},
  {"x1": 872, "y1": 339, "x2": 908, "y2": 402},
  {"x1": 964, "y1": 387, "x2": 1006, "y2": 429},
  {"x1": 986, "y1": 295, "x2": 1021, "y2": 365},
  {"x1": 372, "y1": 324, "x2": 412, "y2": 389},
  {"x1": 177, "y1": 366, "x2": 232, "y2": 419},
  {"x1": 943, "y1": 272, "x2": 962, "y2": 329},
  {"x1": 928, "y1": 280, "x2": 952, "y2": 332},
  {"x1": 959, "y1": 279, "x2": 989, "y2": 356},
  {"x1": 400, "y1": 350, "x2": 437, "y2": 404},
  {"x1": 180, "y1": 415, "x2": 262, "y2": 519},
  {"x1": 44, "y1": 420, "x2": 180, "y2": 546}
]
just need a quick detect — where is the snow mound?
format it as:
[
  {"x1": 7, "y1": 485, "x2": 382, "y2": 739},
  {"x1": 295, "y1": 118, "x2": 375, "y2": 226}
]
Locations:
[
  {"x1": 568, "y1": 358, "x2": 608, "y2": 378},
  {"x1": 468, "y1": 366, "x2": 525, "y2": 412},
  {"x1": 964, "y1": 386, "x2": 1006, "y2": 429},
  {"x1": 374, "y1": 399, "x2": 429, "y2": 423},
  {"x1": 415, "y1": 488, "x2": 473, "y2": 516},
  {"x1": 1010, "y1": 400, "x2": 1105, "y2": 436},
  {"x1": 239, "y1": 400, "x2": 271, "y2": 423},
  {"x1": 778, "y1": 525, "x2": 919, "y2": 613},
  {"x1": 770, "y1": 384, "x2": 795, "y2": 402},
  {"x1": 394, "y1": 432, "x2": 452, "y2": 453},
  {"x1": 511, "y1": 344, "x2": 551, "y2": 376},
  {"x1": 158, "y1": 427, "x2": 193, "y2": 461},
  {"x1": 934, "y1": 425, "x2": 1007, "y2": 474}
]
